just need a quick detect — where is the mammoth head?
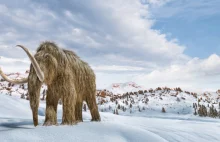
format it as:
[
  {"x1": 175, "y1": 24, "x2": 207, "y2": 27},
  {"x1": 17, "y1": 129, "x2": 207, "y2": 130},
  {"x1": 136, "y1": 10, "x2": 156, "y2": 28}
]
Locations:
[
  {"x1": 17, "y1": 45, "x2": 45, "y2": 82},
  {"x1": 0, "y1": 44, "x2": 59, "y2": 126},
  {"x1": 0, "y1": 44, "x2": 58, "y2": 84}
]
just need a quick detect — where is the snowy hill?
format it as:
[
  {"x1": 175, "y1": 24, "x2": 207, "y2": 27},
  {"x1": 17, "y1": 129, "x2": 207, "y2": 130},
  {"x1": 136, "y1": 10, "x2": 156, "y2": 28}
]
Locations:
[{"x1": 106, "y1": 82, "x2": 145, "y2": 95}]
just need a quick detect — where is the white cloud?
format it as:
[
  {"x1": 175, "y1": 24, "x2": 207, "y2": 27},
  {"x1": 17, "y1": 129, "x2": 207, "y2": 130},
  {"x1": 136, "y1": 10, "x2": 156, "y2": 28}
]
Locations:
[
  {"x1": 92, "y1": 0, "x2": 188, "y2": 62},
  {"x1": 0, "y1": 4, "x2": 8, "y2": 13},
  {"x1": 0, "y1": 0, "x2": 187, "y2": 65},
  {"x1": 0, "y1": 56, "x2": 30, "y2": 73},
  {"x1": 134, "y1": 54, "x2": 220, "y2": 92},
  {"x1": 143, "y1": 0, "x2": 172, "y2": 6},
  {"x1": 92, "y1": 65, "x2": 144, "y2": 71}
]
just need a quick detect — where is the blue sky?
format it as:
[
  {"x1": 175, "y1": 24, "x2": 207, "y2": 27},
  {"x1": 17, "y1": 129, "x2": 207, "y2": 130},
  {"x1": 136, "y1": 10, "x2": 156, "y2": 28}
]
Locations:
[
  {"x1": 151, "y1": 0, "x2": 220, "y2": 58},
  {"x1": 0, "y1": 0, "x2": 220, "y2": 91}
]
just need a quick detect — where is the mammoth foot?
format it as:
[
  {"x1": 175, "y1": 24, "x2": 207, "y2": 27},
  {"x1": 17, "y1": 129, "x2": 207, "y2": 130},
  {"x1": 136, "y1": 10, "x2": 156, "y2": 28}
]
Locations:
[
  {"x1": 91, "y1": 118, "x2": 101, "y2": 122},
  {"x1": 61, "y1": 121, "x2": 77, "y2": 125},
  {"x1": 76, "y1": 119, "x2": 83, "y2": 123},
  {"x1": 43, "y1": 121, "x2": 58, "y2": 126}
]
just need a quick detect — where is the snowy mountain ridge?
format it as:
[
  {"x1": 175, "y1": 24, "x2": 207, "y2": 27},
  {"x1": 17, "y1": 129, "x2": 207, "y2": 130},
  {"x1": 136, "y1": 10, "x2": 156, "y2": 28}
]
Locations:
[{"x1": 106, "y1": 82, "x2": 145, "y2": 95}]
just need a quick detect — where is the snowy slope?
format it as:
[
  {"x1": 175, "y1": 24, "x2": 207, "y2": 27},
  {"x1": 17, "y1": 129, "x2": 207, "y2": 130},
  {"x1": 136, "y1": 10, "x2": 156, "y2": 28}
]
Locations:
[
  {"x1": 98, "y1": 86, "x2": 220, "y2": 118},
  {"x1": 1, "y1": 94, "x2": 220, "y2": 142}
]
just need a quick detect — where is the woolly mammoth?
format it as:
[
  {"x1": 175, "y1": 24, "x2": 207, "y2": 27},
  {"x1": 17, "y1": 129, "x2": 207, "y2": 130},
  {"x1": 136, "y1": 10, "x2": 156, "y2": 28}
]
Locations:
[{"x1": 0, "y1": 41, "x2": 101, "y2": 126}]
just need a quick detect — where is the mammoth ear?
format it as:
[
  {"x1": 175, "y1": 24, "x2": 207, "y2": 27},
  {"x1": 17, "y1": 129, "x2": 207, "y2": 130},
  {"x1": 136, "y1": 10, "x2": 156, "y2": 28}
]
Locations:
[
  {"x1": 43, "y1": 53, "x2": 58, "y2": 69},
  {"x1": 44, "y1": 53, "x2": 50, "y2": 59},
  {"x1": 44, "y1": 53, "x2": 55, "y2": 60}
]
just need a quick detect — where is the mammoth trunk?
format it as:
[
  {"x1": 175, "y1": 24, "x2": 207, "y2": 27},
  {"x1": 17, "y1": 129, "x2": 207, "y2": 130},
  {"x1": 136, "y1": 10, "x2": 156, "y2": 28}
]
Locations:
[{"x1": 28, "y1": 69, "x2": 43, "y2": 126}]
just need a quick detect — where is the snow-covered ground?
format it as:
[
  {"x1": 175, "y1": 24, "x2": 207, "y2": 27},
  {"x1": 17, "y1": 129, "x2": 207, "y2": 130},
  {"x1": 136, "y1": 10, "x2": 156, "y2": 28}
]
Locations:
[{"x1": 1, "y1": 93, "x2": 220, "y2": 142}]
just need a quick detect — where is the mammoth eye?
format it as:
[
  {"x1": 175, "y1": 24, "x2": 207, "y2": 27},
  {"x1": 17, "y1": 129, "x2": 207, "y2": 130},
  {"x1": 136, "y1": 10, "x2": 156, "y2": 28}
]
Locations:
[{"x1": 44, "y1": 54, "x2": 50, "y2": 59}]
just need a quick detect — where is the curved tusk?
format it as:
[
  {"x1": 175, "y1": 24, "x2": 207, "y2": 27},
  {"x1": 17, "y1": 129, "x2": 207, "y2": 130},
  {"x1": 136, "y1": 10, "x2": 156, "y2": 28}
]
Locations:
[
  {"x1": 0, "y1": 68, "x2": 28, "y2": 84},
  {"x1": 16, "y1": 45, "x2": 44, "y2": 82}
]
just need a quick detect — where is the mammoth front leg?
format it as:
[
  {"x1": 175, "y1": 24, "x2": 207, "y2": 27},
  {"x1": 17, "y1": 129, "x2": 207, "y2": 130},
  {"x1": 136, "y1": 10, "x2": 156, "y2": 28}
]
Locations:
[
  {"x1": 61, "y1": 90, "x2": 77, "y2": 125},
  {"x1": 43, "y1": 90, "x2": 59, "y2": 126}
]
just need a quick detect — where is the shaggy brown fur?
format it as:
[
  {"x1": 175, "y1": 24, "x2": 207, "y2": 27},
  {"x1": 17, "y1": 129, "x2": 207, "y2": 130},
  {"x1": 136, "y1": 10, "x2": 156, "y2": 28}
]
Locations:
[
  {"x1": 37, "y1": 41, "x2": 100, "y2": 126},
  {"x1": 3, "y1": 41, "x2": 100, "y2": 126}
]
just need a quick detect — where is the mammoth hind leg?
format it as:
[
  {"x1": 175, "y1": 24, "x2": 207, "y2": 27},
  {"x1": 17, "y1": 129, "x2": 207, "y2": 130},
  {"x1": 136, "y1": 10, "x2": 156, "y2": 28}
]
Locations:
[
  {"x1": 43, "y1": 91, "x2": 59, "y2": 126},
  {"x1": 86, "y1": 94, "x2": 101, "y2": 122},
  {"x1": 75, "y1": 100, "x2": 83, "y2": 122}
]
